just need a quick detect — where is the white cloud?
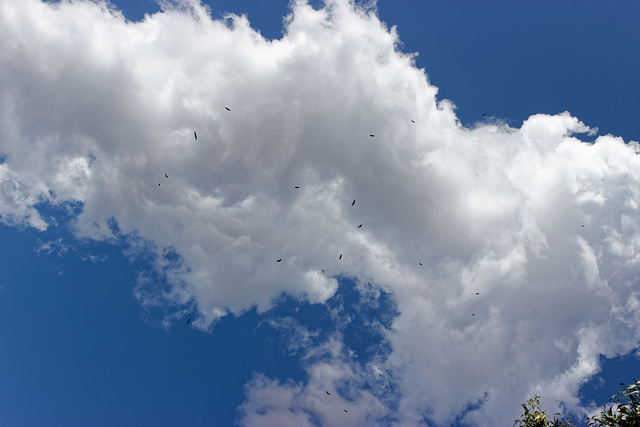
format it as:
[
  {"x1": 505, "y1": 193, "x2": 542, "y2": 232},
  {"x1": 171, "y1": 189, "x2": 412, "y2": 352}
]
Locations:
[
  {"x1": 34, "y1": 237, "x2": 71, "y2": 256},
  {"x1": 80, "y1": 253, "x2": 109, "y2": 263},
  {"x1": 1, "y1": 0, "x2": 640, "y2": 425},
  {"x1": 238, "y1": 334, "x2": 390, "y2": 427},
  {"x1": 0, "y1": 163, "x2": 49, "y2": 230}
]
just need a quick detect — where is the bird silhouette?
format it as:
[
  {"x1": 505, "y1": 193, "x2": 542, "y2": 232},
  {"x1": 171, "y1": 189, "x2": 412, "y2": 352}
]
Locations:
[
  {"x1": 277, "y1": 259, "x2": 282, "y2": 262},
  {"x1": 158, "y1": 183, "x2": 161, "y2": 186},
  {"x1": 339, "y1": 254, "x2": 342, "y2": 260},
  {"x1": 326, "y1": 391, "x2": 331, "y2": 395},
  {"x1": 352, "y1": 200, "x2": 356, "y2": 206},
  {"x1": 187, "y1": 318, "x2": 191, "y2": 324},
  {"x1": 482, "y1": 113, "x2": 486, "y2": 117},
  {"x1": 344, "y1": 409, "x2": 348, "y2": 413},
  {"x1": 194, "y1": 131, "x2": 197, "y2": 140},
  {"x1": 476, "y1": 292, "x2": 480, "y2": 295},
  {"x1": 418, "y1": 262, "x2": 423, "y2": 265},
  {"x1": 294, "y1": 186, "x2": 300, "y2": 189},
  {"x1": 357, "y1": 224, "x2": 362, "y2": 228},
  {"x1": 411, "y1": 120, "x2": 415, "y2": 123},
  {"x1": 225, "y1": 106, "x2": 231, "y2": 111},
  {"x1": 369, "y1": 134, "x2": 375, "y2": 137},
  {"x1": 165, "y1": 174, "x2": 168, "y2": 178}
]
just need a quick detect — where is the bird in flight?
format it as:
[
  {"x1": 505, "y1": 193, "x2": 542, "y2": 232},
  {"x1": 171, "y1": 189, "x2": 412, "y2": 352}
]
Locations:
[
  {"x1": 165, "y1": 174, "x2": 168, "y2": 178},
  {"x1": 339, "y1": 254, "x2": 342, "y2": 260},
  {"x1": 194, "y1": 131, "x2": 198, "y2": 140},
  {"x1": 294, "y1": 186, "x2": 300, "y2": 189},
  {"x1": 369, "y1": 134, "x2": 375, "y2": 137},
  {"x1": 187, "y1": 318, "x2": 191, "y2": 324},
  {"x1": 326, "y1": 391, "x2": 331, "y2": 395},
  {"x1": 158, "y1": 183, "x2": 161, "y2": 186},
  {"x1": 418, "y1": 262, "x2": 423, "y2": 265},
  {"x1": 352, "y1": 199, "x2": 356, "y2": 206},
  {"x1": 277, "y1": 259, "x2": 282, "y2": 262},
  {"x1": 411, "y1": 120, "x2": 415, "y2": 123},
  {"x1": 357, "y1": 224, "x2": 362, "y2": 228},
  {"x1": 476, "y1": 292, "x2": 480, "y2": 295},
  {"x1": 472, "y1": 313, "x2": 475, "y2": 316},
  {"x1": 482, "y1": 113, "x2": 486, "y2": 117},
  {"x1": 344, "y1": 409, "x2": 348, "y2": 413},
  {"x1": 225, "y1": 106, "x2": 231, "y2": 111}
]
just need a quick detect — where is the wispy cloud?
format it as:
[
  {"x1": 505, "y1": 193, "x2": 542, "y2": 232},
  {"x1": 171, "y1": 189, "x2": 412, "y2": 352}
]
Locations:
[{"x1": 34, "y1": 237, "x2": 71, "y2": 256}]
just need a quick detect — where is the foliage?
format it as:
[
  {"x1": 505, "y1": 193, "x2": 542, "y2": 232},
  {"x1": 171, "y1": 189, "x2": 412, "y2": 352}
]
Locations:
[
  {"x1": 587, "y1": 378, "x2": 640, "y2": 427},
  {"x1": 513, "y1": 395, "x2": 576, "y2": 427},
  {"x1": 516, "y1": 378, "x2": 640, "y2": 427}
]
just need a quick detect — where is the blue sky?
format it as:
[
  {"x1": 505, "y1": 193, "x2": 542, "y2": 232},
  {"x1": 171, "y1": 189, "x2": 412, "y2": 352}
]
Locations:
[{"x1": 1, "y1": 1, "x2": 640, "y2": 426}]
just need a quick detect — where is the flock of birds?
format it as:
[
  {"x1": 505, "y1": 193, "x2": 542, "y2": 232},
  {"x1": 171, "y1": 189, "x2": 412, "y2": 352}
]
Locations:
[{"x1": 171, "y1": 106, "x2": 490, "y2": 413}]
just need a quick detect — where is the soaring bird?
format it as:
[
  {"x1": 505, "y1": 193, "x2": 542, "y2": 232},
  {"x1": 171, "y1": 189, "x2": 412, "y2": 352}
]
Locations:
[
  {"x1": 411, "y1": 119, "x2": 415, "y2": 123},
  {"x1": 158, "y1": 183, "x2": 161, "y2": 186},
  {"x1": 344, "y1": 409, "x2": 348, "y2": 413},
  {"x1": 352, "y1": 200, "x2": 356, "y2": 206},
  {"x1": 277, "y1": 259, "x2": 282, "y2": 262},
  {"x1": 294, "y1": 186, "x2": 300, "y2": 189},
  {"x1": 476, "y1": 292, "x2": 480, "y2": 295},
  {"x1": 326, "y1": 391, "x2": 331, "y2": 395},
  {"x1": 339, "y1": 254, "x2": 342, "y2": 260},
  {"x1": 225, "y1": 106, "x2": 231, "y2": 111},
  {"x1": 187, "y1": 318, "x2": 191, "y2": 324},
  {"x1": 357, "y1": 224, "x2": 362, "y2": 228},
  {"x1": 482, "y1": 113, "x2": 486, "y2": 117},
  {"x1": 472, "y1": 313, "x2": 475, "y2": 316},
  {"x1": 165, "y1": 174, "x2": 168, "y2": 178},
  {"x1": 194, "y1": 131, "x2": 198, "y2": 140},
  {"x1": 418, "y1": 262, "x2": 423, "y2": 266},
  {"x1": 369, "y1": 134, "x2": 375, "y2": 137}
]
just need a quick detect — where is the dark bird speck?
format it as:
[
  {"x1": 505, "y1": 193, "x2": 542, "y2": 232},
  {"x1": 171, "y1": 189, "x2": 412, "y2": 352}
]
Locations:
[
  {"x1": 357, "y1": 224, "x2": 362, "y2": 228},
  {"x1": 194, "y1": 132, "x2": 197, "y2": 140},
  {"x1": 369, "y1": 134, "x2": 375, "y2": 137},
  {"x1": 277, "y1": 259, "x2": 282, "y2": 262},
  {"x1": 482, "y1": 113, "x2": 486, "y2": 117},
  {"x1": 187, "y1": 318, "x2": 191, "y2": 324},
  {"x1": 418, "y1": 262, "x2": 422, "y2": 265},
  {"x1": 411, "y1": 120, "x2": 415, "y2": 123},
  {"x1": 165, "y1": 174, "x2": 168, "y2": 178},
  {"x1": 344, "y1": 409, "x2": 348, "y2": 413},
  {"x1": 294, "y1": 186, "x2": 300, "y2": 189},
  {"x1": 339, "y1": 254, "x2": 342, "y2": 260},
  {"x1": 352, "y1": 199, "x2": 356, "y2": 206},
  {"x1": 326, "y1": 391, "x2": 331, "y2": 395},
  {"x1": 158, "y1": 183, "x2": 161, "y2": 186},
  {"x1": 225, "y1": 106, "x2": 231, "y2": 111},
  {"x1": 476, "y1": 292, "x2": 480, "y2": 295}
]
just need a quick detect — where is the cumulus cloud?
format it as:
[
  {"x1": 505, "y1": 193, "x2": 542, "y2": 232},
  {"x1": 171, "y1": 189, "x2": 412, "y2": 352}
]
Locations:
[
  {"x1": 1, "y1": 0, "x2": 640, "y2": 425},
  {"x1": 238, "y1": 332, "x2": 390, "y2": 427}
]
